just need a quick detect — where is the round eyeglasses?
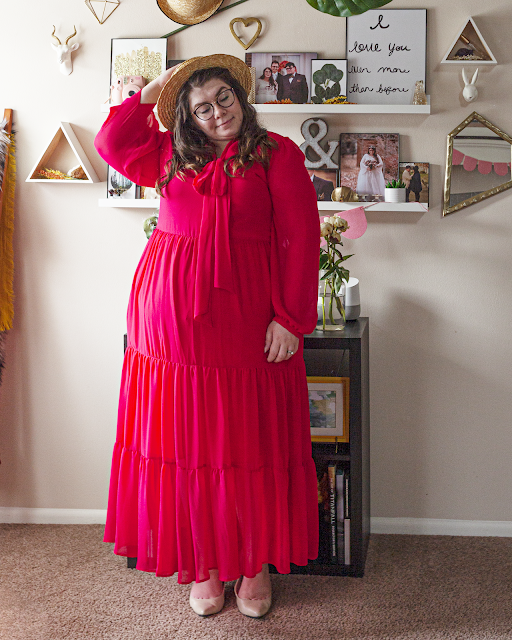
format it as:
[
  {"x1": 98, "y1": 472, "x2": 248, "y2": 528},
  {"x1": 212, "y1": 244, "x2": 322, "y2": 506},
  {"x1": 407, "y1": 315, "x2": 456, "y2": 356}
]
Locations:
[{"x1": 193, "y1": 88, "x2": 236, "y2": 121}]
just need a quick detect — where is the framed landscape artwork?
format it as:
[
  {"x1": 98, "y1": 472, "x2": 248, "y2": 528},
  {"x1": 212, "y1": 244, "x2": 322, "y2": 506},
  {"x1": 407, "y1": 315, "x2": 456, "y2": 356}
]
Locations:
[{"x1": 308, "y1": 376, "x2": 349, "y2": 443}]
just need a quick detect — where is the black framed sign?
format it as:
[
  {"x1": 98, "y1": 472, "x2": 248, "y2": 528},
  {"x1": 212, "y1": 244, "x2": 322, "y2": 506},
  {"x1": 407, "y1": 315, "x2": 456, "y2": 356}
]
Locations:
[{"x1": 346, "y1": 9, "x2": 427, "y2": 105}]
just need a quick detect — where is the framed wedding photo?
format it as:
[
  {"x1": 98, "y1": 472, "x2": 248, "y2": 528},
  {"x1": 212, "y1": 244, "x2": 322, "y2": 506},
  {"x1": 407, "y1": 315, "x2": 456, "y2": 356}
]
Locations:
[
  {"x1": 245, "y1": 52, "x2": 317, "y2": 104},
  {"x1": 338, "y1": 133, "x2": 399, "y2": 202},
  {"x1": 308, "y1": 376, "x2": 349, "y2": 443},
  {"x1": 310, "y1": 60, "x2": 347, "y2": 104}
]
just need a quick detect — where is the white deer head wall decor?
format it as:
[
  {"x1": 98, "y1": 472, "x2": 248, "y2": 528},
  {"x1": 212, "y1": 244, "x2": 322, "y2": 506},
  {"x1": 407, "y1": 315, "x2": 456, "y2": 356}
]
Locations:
[{"x1": 51, "y1": 26, "x2": 79, "y2": 76}]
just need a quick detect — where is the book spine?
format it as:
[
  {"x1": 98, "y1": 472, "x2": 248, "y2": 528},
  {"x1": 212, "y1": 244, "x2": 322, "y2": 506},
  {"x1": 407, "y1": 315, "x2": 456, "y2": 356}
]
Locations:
[
  {"x1": 344, "y1": 470, "x2": 351, "y2": 565},
  {"x1": 335, "y1": 468, "x2": 345, "y2": 564},
  {"x1": 327, "y1": 464, "x2": 337, "y2": 563}
]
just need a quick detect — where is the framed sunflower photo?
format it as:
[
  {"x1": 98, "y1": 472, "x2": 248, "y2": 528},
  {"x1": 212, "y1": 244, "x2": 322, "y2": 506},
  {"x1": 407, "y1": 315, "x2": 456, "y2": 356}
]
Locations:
[{"x1": 308, "y1": 376, "x2": 349, "y2": 443}]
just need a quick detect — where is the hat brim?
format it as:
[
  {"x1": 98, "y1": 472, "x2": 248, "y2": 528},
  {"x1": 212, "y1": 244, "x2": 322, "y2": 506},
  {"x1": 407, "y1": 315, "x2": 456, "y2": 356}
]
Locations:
[
  {"x1": 156, "y1": 0, "x2": 223, "y2": 25},
  {"x1": 156, "y1": 54, "x2": 252, "y2": 131}
]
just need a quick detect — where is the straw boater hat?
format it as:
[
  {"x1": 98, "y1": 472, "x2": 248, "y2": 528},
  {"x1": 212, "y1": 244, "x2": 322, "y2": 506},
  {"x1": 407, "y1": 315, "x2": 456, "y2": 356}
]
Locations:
[
  {"x1": 157, "y1": 54, "x2": 252, "y2": 131},
  {"x1": 156, "y1": 0, "x2": 223, "y2": 25}
]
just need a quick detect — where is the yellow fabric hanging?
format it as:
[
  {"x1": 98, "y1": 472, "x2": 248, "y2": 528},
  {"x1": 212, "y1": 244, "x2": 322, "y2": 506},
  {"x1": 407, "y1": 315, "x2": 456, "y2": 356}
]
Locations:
[{"x1": 0, "y1": 134, "x2": 15, "y2": 332}]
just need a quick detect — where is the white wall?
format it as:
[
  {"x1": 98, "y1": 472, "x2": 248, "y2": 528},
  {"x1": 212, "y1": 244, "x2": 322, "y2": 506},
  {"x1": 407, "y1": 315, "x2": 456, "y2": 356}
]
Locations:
[{"x1": 1, "y1": 0, "x2": 512, "y2": 523}]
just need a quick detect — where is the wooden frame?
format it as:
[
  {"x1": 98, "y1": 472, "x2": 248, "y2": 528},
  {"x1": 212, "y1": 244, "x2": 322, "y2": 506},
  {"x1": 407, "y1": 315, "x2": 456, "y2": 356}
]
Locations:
[
  {"x1": 26, "y1": 123, "x2": 99, "y2": 183},
  {"x1": 308, "y1": 376, "x2": 349, "y2": 443},
  {"x1": 441, "y1": 17, "x2": 497, "y2": 65}
]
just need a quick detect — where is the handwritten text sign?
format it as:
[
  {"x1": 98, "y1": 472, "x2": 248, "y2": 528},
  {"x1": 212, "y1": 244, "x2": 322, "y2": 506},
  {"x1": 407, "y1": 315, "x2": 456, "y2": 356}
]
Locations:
[{"x1": 346, "y1": 9, "x2": 427, "y2": 105}]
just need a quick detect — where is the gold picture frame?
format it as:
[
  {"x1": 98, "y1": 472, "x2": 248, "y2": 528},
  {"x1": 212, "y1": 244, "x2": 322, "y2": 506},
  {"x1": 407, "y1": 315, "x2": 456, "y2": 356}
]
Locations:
[
  {"x1": 308, "y1": 376, "x2": 349, "y2": 443},
  {"x1": 444, "y1": 111, "x2": 512, "y2": 216}
]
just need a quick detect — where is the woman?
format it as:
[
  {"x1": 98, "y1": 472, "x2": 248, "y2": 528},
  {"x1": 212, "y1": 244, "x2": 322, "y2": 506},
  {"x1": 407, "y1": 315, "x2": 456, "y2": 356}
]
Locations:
[
  {"x1": 409, "y1": 165, "x2": 423, "y2": 202},
  {"x1": 255, "y1": 66, "x2": 278, "y2": 103},
  {"x1": 94, "y1": 55, "x2": 320, "y2": 618},
  {"x1": 356, "y1": 145, "x2": 386, "y2": 198}
]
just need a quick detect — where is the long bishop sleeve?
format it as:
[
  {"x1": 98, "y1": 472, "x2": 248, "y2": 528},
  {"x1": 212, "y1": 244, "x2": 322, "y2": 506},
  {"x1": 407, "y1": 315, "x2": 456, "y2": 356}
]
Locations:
[
  {"x1": 267, "y1": 133, "x2": 320, "y2": 337},
  {"x1": 94, "y1": 91, "x2": 171, "y2": 188}
]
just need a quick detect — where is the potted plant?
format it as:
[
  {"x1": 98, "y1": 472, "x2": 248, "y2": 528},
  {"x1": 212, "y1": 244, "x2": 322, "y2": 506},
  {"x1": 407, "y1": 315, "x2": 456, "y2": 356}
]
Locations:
[
  {"x1": 384, "y1": 179, "x2": 407, "y2": 203},
  {"x1": 319, "y1": 215, "x2": 353, "y2": 330}
]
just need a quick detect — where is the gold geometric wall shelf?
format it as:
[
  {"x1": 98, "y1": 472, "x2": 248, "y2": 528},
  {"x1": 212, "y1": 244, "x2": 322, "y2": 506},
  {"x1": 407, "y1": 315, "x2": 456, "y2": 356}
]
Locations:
[
  {"x1": 441, "y1": 17, "x2": 497, "y2": 65},
  {"x1": 85, "y1": 0, "x2": 120, "y2": 25},
  {"x1": 26, "y1": 122, "x2": 99, "y2": 183}
]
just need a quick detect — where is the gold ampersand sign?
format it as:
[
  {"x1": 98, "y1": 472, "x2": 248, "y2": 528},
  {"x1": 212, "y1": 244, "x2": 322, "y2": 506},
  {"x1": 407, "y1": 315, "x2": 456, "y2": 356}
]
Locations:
[{"x1": 229, "y1": 17, "x2": 262, "y2": 50}]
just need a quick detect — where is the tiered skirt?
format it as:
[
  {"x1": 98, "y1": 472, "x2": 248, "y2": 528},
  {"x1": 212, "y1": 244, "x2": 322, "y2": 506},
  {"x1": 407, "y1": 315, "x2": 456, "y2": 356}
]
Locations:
[{"x1": 103, "y1": 229, "x2": 319, "y2": 583}]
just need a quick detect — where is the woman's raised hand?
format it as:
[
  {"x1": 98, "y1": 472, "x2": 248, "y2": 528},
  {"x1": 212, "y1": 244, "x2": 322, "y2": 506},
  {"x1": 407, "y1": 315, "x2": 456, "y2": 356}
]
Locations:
[
  {"x1": 264, "y1": 321, "x2": 299, "y2": 363},
  {"x1": 141, "y1": 64, "x2": 181, "y2": 104}
]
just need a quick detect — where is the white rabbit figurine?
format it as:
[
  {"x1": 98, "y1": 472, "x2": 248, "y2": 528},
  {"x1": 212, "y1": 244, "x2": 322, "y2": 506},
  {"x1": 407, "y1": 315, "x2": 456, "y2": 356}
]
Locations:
[{"x1": 462, "y1": 68, "x2": 479, "y2": 102}]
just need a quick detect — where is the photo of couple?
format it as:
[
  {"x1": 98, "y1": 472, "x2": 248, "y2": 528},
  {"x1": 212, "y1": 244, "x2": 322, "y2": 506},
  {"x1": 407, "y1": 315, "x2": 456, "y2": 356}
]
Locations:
[
  {"x1": 246, "y1": 53, "x2": 317, "y2": 104},
  {"x1": 338, "y1": 133, "x2": 399, "y2": 202}
]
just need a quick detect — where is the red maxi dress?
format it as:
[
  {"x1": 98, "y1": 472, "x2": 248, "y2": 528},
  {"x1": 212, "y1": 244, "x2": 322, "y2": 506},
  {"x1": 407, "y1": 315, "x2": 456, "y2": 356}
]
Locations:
[{"x1": 95, "y1": 92, "x2": 320, "y2": 584}]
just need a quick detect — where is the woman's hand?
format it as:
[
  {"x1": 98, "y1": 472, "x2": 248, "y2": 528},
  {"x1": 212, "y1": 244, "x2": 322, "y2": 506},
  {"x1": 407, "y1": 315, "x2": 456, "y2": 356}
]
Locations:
[
  {"x1": 140, "y1": 64, "x2": 181, "y2": 105},
  {"x1": 264, "y1": 321, "x2": 299, "y2": 363}
]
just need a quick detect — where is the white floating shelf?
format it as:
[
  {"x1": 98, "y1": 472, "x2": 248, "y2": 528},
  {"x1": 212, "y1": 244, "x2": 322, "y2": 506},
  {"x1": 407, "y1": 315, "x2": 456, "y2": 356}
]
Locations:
[
  {"x1": 98, "y1": 199, "x2": 426, "y2": 212},
  {"x1": 254, "y1": 100, "x2": 430, "y2": 115},
  {"x1": 99, "y1": 199, "x2": 160, "y2": 208},
  {"x1": 100, "y1": 100, "x2": 431, "y2": 115},
  {"x1": 319, "y1": 202, "x2": 428, "y2": 212}
]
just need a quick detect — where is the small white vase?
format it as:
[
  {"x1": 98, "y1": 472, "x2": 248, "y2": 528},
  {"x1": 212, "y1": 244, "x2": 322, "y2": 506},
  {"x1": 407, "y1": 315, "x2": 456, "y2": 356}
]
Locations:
[{"x1": 384, "y1": 188, "x2": 406, "y2": 203}]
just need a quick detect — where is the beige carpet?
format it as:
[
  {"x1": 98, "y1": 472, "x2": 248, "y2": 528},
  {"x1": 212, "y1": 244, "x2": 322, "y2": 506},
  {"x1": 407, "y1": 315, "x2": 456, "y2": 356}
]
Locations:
[{"x1": 2, "y1": 524, "x2": 512, "y2": 639}]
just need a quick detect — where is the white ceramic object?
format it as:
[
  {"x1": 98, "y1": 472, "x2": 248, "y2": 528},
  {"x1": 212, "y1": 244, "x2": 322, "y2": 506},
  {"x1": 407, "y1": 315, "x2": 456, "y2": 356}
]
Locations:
[
  {"x1": 384, "y1": 187, "x2": 406, "y2": 203},
  {"x1": 51, "y1": 26, "x2": 79, "y2": 76},
  {"x1": 462, "y1": 68, "x2": 479, "y2": 102},
  {"x1": 344, "y1": 277, "x2": 361, "y2": 321}
]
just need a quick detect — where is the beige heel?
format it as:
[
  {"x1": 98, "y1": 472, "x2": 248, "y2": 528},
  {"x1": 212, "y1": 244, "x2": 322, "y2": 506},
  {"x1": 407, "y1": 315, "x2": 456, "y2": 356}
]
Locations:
[
  {"x1": 189, "y1": 588, "x2": 225, "y2": 616},
  {"x1": 234, "y1": 577, "x2": 272, "y2": 618}
]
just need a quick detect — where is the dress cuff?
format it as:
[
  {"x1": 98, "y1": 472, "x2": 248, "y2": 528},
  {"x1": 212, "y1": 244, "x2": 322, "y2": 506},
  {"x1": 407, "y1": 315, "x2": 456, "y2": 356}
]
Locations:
[{"x1": 272, "y1": 316, "x2": 303, "y2": 339}]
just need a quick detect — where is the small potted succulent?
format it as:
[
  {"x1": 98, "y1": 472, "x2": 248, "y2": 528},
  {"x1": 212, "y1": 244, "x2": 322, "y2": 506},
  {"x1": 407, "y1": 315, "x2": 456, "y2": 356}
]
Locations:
[{"x1": 384, "y1": 179, "x2": 407, "y2": 203}]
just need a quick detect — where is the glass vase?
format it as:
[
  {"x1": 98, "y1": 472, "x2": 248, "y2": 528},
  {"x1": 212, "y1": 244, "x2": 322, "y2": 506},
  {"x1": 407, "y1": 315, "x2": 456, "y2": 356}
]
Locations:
[{"x1": 317, "y1": 279, "x2": 345, "y2": 331}]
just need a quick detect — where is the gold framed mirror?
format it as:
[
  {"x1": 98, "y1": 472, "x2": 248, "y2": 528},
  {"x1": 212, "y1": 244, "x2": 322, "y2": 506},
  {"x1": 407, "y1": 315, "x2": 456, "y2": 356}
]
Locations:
[{"x1": 444, "y1": 111, "x2": 512, "y2": 216}]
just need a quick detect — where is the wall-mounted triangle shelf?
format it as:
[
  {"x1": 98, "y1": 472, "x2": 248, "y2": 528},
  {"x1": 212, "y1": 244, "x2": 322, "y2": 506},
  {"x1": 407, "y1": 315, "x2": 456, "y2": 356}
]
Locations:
[
  {"x1": 442, "y1": 17, "x2": 497, "y2": 65},
  {"x1": 26, "y1": 122, "x2": 99, "y2": 183}
]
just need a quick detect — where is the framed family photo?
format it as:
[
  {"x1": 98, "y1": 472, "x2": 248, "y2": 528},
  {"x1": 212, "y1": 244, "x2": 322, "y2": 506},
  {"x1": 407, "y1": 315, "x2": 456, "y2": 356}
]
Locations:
[
  {"x1": 308, "y1": 376, "x2": 349, "y2": 443},
  {"x1": 338, "y1": 133, "x2": 399, "y2": 202},
  {"x1": 245, "y1": 52, "x2": 317, "y2": 104},
  {"x1": 399, "y1": 162, "x2": 430, "y2": 204},
  {"x1": 307, "y1": 169, "x2": 338, "y2": 202}
]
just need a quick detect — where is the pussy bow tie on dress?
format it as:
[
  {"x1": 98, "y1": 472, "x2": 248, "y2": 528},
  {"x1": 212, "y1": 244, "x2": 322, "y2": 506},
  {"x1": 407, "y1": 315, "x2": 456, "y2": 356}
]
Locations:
[{"x1": 192, "y1": 144, "x2": 236, "y2": 326}]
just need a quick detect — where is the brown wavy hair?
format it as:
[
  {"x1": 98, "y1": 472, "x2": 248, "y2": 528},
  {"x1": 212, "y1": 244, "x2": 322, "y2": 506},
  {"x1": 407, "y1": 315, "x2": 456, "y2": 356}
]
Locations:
[{"x1": 156, "y1": 67, "x2": 277, "y2": 194}]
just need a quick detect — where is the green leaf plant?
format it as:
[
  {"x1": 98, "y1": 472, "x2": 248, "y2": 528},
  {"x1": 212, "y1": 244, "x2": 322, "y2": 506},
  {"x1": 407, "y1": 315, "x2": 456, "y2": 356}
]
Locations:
[
  {"x1": 306, "y1": 0, "x2": 393, "y2": 18},
  {"x1": 311, "y1": 64, "x2": 344, "y2": 104},
  {"x1": 385, "y1": 179, "x2": 406, "y2": 188}
]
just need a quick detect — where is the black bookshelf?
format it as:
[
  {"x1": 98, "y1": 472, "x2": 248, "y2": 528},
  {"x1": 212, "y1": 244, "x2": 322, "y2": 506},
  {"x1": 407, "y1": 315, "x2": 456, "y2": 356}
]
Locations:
[
  {"x1": 126, "y1": 318, "x2": 370, "y2": 577},
  {"x1": 274, "y1": 317, "x2": 371, "y2": 578}
]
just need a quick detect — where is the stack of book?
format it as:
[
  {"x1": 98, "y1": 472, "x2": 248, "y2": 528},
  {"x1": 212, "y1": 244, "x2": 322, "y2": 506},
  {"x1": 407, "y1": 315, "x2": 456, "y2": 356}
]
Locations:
[{"x1": 315, "y1": 461, "x2": 350, "y2": 565}]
